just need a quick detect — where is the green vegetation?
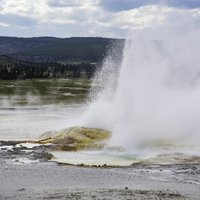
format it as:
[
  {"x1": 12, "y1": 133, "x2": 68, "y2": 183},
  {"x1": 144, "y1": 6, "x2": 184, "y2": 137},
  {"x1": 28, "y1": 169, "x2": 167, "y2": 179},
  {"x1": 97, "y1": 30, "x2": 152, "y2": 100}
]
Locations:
[
  {"x1": 0, "y1": 78, "x2": 91, "y2": 106},
  {"x1": 0, "y1": 55, "x2": 97, "y2": 80},
  {"x1": 0, "y1": 37, "x2": 125, "y2": 106}
]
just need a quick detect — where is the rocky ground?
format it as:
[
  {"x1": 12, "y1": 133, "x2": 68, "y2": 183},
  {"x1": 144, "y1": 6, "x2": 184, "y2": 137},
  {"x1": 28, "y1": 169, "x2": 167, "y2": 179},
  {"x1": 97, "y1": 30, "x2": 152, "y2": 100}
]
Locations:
[
  {"x1": 0, "y1": 141, "x2": 200, "y2": 199},
  {"x1": 0, "y1": 141, "x2": 54, "y2": 165}
]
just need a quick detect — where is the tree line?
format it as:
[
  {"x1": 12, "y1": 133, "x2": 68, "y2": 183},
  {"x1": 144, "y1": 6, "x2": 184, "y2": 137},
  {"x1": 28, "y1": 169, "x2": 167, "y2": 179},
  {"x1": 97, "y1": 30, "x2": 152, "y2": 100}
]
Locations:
[{"x1": 0, "y1": 62, "x2": 97, "y2": 80}]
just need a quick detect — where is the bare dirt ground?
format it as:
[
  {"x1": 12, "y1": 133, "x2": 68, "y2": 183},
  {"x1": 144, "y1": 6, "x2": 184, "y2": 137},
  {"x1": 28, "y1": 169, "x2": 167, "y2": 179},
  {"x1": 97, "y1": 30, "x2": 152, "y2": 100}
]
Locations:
[{"x1": 0, "y1": 161, "x2": 200, "y2": 199}]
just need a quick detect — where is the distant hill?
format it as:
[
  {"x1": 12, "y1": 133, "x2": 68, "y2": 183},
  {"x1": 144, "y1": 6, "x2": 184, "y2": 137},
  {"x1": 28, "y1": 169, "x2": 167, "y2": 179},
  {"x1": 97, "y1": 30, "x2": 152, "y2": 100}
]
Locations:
[
  {"x1": 0, "y1": 36, "x2": 124, "y2": 63},
  {"x1": 0, "y1": 55, "x2": 30, "y2": 68}
]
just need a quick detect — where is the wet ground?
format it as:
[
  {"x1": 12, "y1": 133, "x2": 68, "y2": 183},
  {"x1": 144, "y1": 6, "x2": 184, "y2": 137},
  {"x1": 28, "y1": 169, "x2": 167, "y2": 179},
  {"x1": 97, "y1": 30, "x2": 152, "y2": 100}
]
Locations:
[{"x1": 0, "y1": 141, "x2": 200, "y2": 199}]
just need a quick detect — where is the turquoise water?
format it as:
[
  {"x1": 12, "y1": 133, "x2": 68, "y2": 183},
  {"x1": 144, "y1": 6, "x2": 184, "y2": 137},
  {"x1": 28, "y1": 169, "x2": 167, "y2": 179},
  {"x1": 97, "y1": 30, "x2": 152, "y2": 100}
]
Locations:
[{"x1": 50, "y1": 150, "x2": 141, "y2": 166}]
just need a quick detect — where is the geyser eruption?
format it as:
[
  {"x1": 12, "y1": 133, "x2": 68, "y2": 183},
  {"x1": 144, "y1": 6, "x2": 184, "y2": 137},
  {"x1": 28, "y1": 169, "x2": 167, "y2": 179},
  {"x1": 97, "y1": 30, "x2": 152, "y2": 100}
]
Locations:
[{"x1": 84, "y1": 33, "x2": 200, "y2": 153}]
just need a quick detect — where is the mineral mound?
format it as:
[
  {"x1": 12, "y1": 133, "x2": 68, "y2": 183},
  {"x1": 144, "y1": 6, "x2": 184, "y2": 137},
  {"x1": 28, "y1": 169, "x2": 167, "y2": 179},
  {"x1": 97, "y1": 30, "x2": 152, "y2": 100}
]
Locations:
[{"x1": 38, "y1": 126, "x2": 112, "y2": 151}]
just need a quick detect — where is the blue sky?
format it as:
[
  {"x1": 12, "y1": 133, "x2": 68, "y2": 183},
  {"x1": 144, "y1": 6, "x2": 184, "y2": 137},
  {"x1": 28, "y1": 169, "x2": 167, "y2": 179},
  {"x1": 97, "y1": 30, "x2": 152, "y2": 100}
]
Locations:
[{"x1": 0, "y1": 0, "x2": 200, "y2": 39}]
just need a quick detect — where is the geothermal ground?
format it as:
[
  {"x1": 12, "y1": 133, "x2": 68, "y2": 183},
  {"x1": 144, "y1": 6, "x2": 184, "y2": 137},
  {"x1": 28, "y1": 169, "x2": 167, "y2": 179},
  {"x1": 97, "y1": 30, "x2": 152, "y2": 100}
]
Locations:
[
  {"x1": 0, "y1": 141, "x2": 200, "y2": 199},
  {"x1": 0, "y1": 159, "x2": 200, "y2": 199},
  {"x1": 1, "y1": 36, "x2": 200, "y2": 199}
]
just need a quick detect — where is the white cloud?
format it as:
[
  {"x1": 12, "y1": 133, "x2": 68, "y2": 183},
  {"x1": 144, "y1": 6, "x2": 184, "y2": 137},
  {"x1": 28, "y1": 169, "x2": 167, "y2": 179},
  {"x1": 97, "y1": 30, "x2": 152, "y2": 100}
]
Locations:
[
  {"x1": 100, "y1": 5, "x2": 200, "y2": 39},
  {"x1": 98, "y1": 0, "x2": 200, "y2": 12},
  {"x1": 0, "y1": 0, "x2": 200, "y2": 39},
  {"x1": 0, "y1": 22, "x2": 9, "y2": 27}
]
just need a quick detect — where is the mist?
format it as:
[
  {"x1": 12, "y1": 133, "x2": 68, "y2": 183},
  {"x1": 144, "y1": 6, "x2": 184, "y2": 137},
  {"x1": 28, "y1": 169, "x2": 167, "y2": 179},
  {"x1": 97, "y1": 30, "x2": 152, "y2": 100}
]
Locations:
[
  {"x1": 83, "y1": 32, "x2": 200, "y2": 152},
  {"x1": 0, "y1": 79, "x2": 87, "y2": 141}
]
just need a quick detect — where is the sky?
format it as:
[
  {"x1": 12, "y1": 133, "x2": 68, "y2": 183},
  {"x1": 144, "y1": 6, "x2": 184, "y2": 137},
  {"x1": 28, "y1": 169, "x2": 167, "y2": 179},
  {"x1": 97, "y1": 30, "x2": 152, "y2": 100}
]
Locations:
[{"x1": 0, "y1": 0, "x2": 200, "y2": 39}]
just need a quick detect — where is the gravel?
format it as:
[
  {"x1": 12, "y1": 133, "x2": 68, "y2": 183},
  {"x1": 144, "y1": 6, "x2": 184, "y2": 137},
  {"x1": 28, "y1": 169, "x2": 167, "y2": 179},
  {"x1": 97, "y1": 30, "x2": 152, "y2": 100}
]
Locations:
[{"x1": 0, "y1": 162, "x2": 200, "y2": 199}]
